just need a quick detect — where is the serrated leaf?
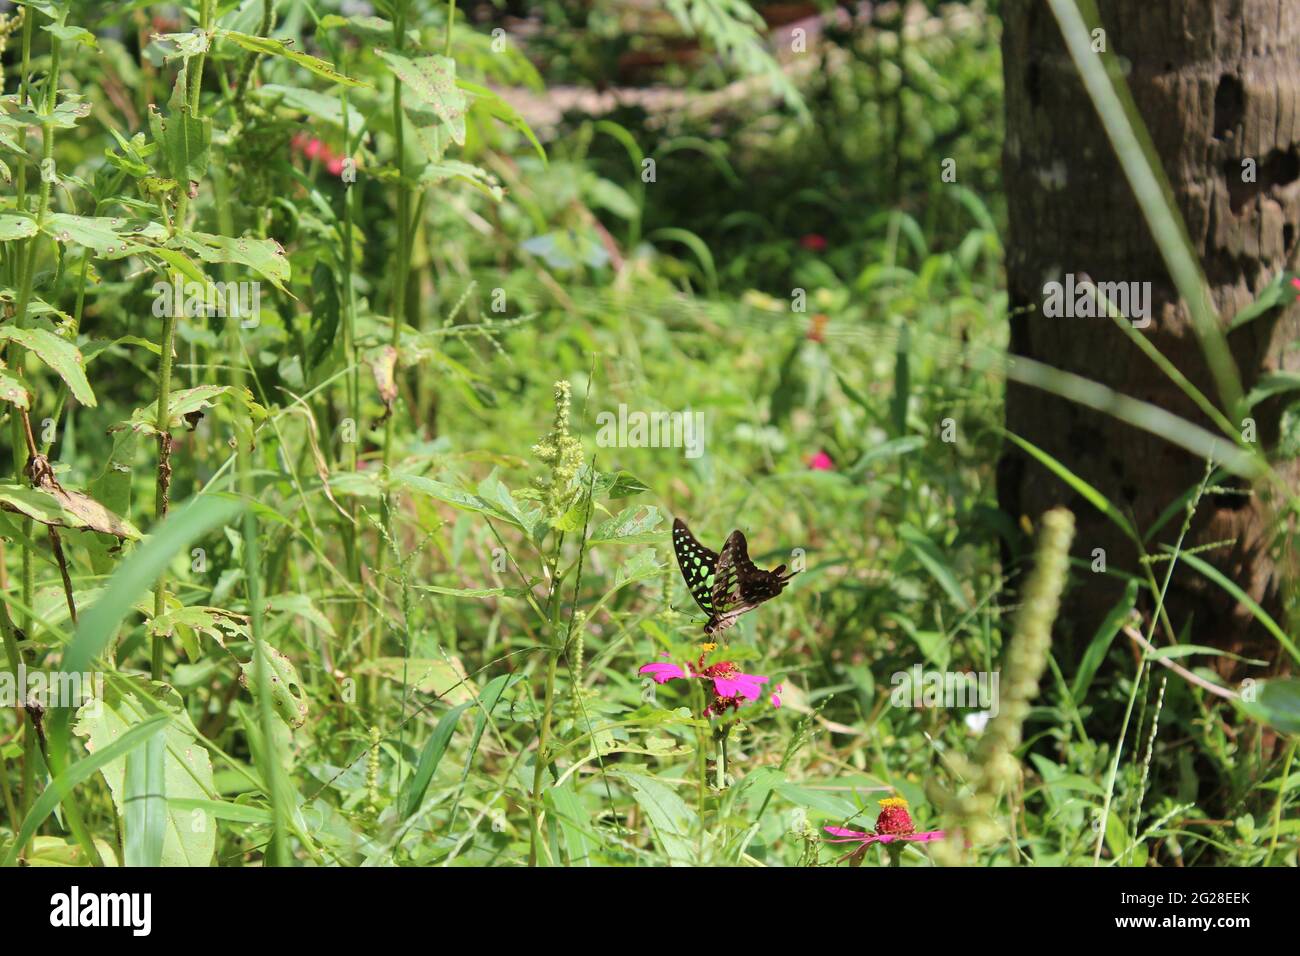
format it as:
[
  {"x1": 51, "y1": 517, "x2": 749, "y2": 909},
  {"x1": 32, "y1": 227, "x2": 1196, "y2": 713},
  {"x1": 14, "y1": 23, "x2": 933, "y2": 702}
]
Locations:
[
  {"x1": 151, "y1": 605, "x2": 249, "y2": 646},
  {"x1": 220, "y1": 30, "x2": 367, "y2": 87},
  {"x1": 169, "y1": 231, "x2": 290, "y2": 291},
  {"x1": 148, "y1": 70, "x2": 211, "y2": 185},
  {"x1": 114, "y1": 384, "x2": 250, "y2": 436},
  {"x1": 43, "y1": 213, "x2": 161, "y2": 256},
  {"x1": 0, "y1": 326, "x2": 94, "y2": 406}
]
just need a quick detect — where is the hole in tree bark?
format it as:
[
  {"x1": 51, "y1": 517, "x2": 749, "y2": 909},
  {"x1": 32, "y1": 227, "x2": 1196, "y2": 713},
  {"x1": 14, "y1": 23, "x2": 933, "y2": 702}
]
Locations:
[
  {"x1": 1213, "y1": 75, "x2": 1244, "y2": 140},
  {"x1": 1226, "y1": 148, "x2": 1300, "y2": 214}
]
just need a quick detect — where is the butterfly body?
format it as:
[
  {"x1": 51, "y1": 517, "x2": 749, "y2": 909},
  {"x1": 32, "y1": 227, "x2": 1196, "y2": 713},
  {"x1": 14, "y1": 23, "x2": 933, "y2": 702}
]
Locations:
[{"x1": 672, "y1": 518, "x2": 797, "y2": 636}]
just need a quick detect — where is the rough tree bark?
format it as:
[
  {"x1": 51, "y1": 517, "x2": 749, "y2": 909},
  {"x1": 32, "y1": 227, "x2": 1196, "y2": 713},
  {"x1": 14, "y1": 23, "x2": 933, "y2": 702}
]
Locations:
[{"x1": 998, "y1": 1, "x2": 1300, "y2": 674}]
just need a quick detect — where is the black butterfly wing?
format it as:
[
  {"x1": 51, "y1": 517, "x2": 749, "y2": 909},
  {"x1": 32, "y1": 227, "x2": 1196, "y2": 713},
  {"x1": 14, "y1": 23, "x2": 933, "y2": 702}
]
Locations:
[
  {"x1": 672, "y1": 518, "x2": 720, "y2": 616},
  {"x1": 706, "y1": 530, "x2": 797, "y2": 636}
]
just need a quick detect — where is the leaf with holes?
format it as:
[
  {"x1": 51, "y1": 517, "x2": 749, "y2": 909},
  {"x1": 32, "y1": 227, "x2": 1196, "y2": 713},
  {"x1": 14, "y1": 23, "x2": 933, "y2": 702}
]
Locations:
[{"x1": 238, "y1": 646, "x2": 309, "y2": 729}]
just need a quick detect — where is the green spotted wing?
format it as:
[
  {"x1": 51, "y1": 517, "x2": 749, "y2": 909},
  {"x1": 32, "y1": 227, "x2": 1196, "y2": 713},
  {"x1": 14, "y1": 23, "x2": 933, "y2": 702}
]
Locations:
[{"x1": 672, "y1": 518, "x2": 720, "y2": 616}]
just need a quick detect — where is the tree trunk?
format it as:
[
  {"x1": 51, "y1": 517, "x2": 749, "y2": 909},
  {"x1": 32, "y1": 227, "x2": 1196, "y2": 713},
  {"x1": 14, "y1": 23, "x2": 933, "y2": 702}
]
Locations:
[{"x1": 998, "y1": 0, "x2": 1300, "y2": 674}]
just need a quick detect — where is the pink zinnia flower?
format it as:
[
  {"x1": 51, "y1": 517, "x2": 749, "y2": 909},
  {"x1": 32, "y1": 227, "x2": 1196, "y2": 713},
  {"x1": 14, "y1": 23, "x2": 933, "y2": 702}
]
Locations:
[
  {"x1": 808, "y1": 450, "x2": 833, "y2": 471},
  {"x1": 1291, "y1": 277, "x2": 1300, "y2": 298},
  {"x1": 824, "y1": 798, "x2": 945, "y2": 852},
  {"x1": 800, "y1": 233, "x2": 827, "y2": 252},
  {"x1": 639, "y1": 653, "x2": 780, "y2": 718}
]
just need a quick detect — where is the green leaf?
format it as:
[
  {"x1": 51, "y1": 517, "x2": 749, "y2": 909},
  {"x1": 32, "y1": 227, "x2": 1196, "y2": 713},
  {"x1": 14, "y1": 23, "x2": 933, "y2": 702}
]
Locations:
[
  {"x1": 43, "y1": 213, "x2": 162, "y2": 256},
  {"x1": 0, "y1": 214, "x2": 37, "y2": 240},
  {"x1": 123, "y1": 731, "x2": 166, "y2": 867},
  {"x1": 0, "y1": 368, "x2": 30, "y2": 409},
  {"x1": 1229, "y1": 270, "x2": 1290, "y2": 331},
  {"x1": 616, "y1": 771, "x2": 697, "y2": 864},
  {"x1": 255, "y1": 84, "x2": 366, "y2": 131},
  {"x1": 589, "y1": 504, "x2": 664, "y2": 544},
  {"x1": 1244, "y1": 372, "x2": 1300, "y2": 410},
  {"x1": 1003, "y1": 429, "x2": 1139, "y2": 543},
  {"x1": 899, "y1": 524, "x2": 970, "y2": 612},
  {"x1": 148, "y1": 70, "x2": 211, "y2": 185},
  {"x1": 1, "y1": 714, "x2": 169, "y2": 868},
  {"x1": 590, "y1": 469, "x2": 649, "y2": 499},
  {"x1": 1172, "y1": 550, "x2": 1300, "y2": 665},
  {"x1": 61, "y1": 495, "x2": 245, "y2": 679},
  {"x1": 166, "y1": 798, "x2": 273, "y2": 825},
  {"x1": 169, "y1": 231, "x2": 290, "y2": 291},
  {"x1": 42, "y1": 495, "x2": 243, "y2": 800},
  {"x1": 419, "y1": 158, "x2": 503, "y2": 201},
  {"x1": 545, "y1": 784, "x2": 598, "y2": 865},
  {"x1": 1232, "y1": 671, "x2": 1294, "y2": 738},
  {"x1": 458, "y1": 79, "x2": 546, "y2": 163},
  {"x1": 1071, "y1": 579, "x2": 1138, "y2": 702},
  {"x1": 403, "y1": 702, "x2": 473, "y2": 818},
  {"x1": 114, "y1": 384, "x2": 253, "y2": 436},
  {"x1": 238, "y1": 645, "x2": 309, "y2": 729},
  {"x1": 44, "y1": 23, "x2": 98, "y2": 49},
  {"x1": 774, "y1": 783, "x2": 861, "y2": 818},
  {"x1": 0, "y1": 326, "x2": 95, "y2": 406},
  {"x1": 376, "y1": 50, "x2": 466, "y2": 146},
  {"x1": 413, "y1": 584, "x2": 528, "y2": 599},
  {"x1": 74, "y1": 685, "x2": 217, "y2": 867},
  {"x1": 220, "y1": 30, "x2": 368, "y2": 87}
]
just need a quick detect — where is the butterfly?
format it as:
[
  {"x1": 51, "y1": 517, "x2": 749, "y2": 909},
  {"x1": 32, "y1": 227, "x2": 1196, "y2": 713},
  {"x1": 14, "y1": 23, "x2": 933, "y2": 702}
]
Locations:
[{"x1": 672, "y1": 517, "x2": 797, "y2": 637}]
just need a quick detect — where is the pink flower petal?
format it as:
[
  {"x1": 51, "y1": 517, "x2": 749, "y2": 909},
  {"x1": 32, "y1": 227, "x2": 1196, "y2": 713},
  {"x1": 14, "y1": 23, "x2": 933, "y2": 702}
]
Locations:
[
  {"x1": 639, "y1": 661, "x2": 687, "y2": 683},
  {"x1": 823, "y1": 826, "x2": 881, "y2": 845},
  {"x1": 713, "y1": 672, "x2": 768, "y2": 701}
]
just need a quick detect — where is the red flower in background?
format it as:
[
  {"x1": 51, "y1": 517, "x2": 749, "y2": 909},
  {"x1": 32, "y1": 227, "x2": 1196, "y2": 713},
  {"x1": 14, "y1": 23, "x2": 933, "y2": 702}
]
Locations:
[
  {"x1": 291, "y1": 132, "x2": 346, "y2": 177},
  {"x1": 800, "y1": 233, "x2": 828, "y2": 252},
  {"x1": 808, "y1": 450, "x2": 833, "y2": 471},
  {"x1": 807, "y1": 312, "x2": 829, "y2": 343}
]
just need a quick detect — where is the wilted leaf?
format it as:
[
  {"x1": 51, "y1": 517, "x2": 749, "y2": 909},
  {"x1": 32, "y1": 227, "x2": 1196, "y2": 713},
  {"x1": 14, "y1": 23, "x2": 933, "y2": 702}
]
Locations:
[{"x1": 0, "y1": 482, "x2": 141, "y2": 539}]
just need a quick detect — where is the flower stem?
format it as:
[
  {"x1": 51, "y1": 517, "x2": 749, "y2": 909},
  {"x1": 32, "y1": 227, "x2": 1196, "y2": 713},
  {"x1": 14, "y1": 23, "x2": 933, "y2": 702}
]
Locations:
[
  {"x1": 528, "y1": 649, "x2": 559, "y2": 866},
  {"x1": 715, "y1": 726, "x2": 729, "y2": 790}
]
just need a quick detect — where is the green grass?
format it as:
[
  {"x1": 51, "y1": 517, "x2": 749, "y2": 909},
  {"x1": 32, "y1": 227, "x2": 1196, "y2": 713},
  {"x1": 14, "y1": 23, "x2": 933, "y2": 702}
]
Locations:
[{"x1": 0, "y1": 0, "x2": 1295, "y2": 868}]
